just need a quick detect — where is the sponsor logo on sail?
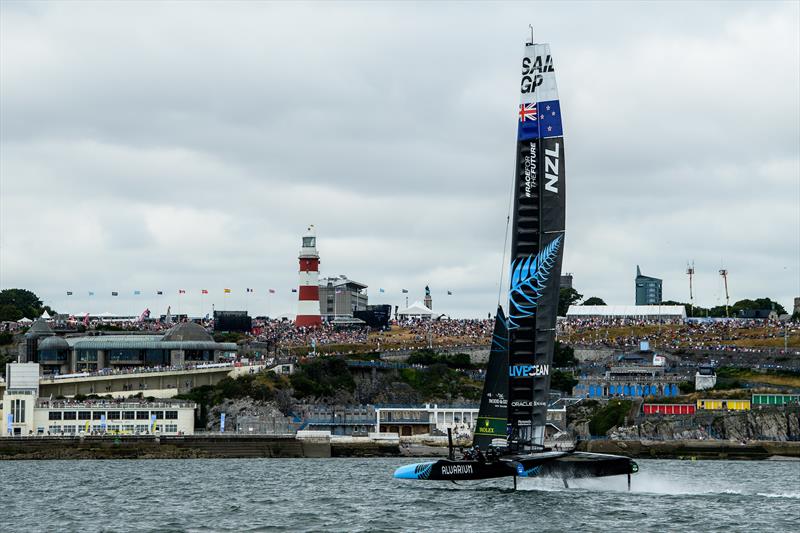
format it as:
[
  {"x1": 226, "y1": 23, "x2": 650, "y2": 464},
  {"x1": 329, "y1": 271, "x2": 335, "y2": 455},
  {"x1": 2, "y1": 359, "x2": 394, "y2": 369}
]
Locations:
[
  {"x1": 524, "y1": 142, "x2": 537, "y2": 197},
  {"x1": 511, "y1": 400, "x2": 547, "y2": 407},
  {"x1": 509, "y1": 364, "x2": 549, "y2": 378},
  {"x1": 544, "y1": 141, "x2": 560, "y2": 193},
  {"x1": 442, "y1": 464, "x2": 473, "y2": 475}
]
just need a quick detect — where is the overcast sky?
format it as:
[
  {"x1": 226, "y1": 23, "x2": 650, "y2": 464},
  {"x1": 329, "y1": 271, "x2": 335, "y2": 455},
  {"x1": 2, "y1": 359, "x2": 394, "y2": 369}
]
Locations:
[{"x1": 1, "y1": 1, "x2": 798, "y2": 319}]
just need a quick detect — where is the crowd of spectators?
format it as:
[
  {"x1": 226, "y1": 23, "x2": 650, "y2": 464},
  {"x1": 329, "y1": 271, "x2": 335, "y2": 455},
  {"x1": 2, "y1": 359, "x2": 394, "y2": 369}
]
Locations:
[{"x1": 559, "y1": 317, "x2": 798, "y2": 355}]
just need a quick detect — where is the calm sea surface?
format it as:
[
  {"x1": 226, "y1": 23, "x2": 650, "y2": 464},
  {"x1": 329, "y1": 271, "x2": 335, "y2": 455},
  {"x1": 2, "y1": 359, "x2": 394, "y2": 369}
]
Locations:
[{"x1": 1, "y1": 458, "x2": 798, "y2": 532}]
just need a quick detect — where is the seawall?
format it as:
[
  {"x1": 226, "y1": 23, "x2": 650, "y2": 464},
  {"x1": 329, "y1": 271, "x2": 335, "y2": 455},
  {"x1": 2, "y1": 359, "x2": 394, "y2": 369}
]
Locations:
[
  {"x1": 576, "y1": 439, "x2": 800, "y2": 460},
  {"x1": 0, "y1": 435, "x2": 399, "y2": 460}
]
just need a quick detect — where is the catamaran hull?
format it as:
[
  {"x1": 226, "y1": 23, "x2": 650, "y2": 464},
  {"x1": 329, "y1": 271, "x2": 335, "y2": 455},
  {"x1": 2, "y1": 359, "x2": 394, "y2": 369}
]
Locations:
[{"x1": 394, "y1": 452, "x2": 637, "y2": 481}]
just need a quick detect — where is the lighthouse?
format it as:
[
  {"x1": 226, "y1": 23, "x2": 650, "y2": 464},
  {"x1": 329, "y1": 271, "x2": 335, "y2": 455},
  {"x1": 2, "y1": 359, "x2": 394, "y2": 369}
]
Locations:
[{"x1": 295, "y1": 225, "x2": 322, "y2": 327}]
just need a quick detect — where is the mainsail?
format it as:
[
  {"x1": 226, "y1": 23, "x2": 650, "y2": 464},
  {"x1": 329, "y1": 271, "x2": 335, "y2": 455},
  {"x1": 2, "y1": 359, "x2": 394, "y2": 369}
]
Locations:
[
  {"x1": 507, "y1": 42, "x2": 566, "y2": 449},
  {"x1": 472, "y1": 306, "x2": 509, "y2": 449}
]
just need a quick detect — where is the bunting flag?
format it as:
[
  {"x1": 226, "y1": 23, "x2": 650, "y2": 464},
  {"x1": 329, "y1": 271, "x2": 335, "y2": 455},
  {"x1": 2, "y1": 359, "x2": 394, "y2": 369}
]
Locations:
[
  {"x1": 134, "y1": 290, "x2": 141, "y2": 295},
  {"x1": 224, "y1": 288, "x2": 232, "y2": 294},
  {"x1": 111, "y1": 291, "x2": 119, "y2": 296},
  {"x1": 88, "y1": 291, "x2": 94, "y2": 296},
  {"x1": 447, "y1": 291, "x2": 453, "y2": 295},
  {"x1": 379, "y1": 288, "x2": 385, "y2": 293},
  {"x1": 246, "y1": 288, "x2": 254, "y2": 293},
  {"x1": 66, "y1": 291, "x2": 73, "y2": 296},
  {"x1": 401, "y1": 289, "x2": 409, "y2": 293},
  {"x1": 157, "y1": 291, "x2": 163, "y2": 295},
  {"x1": 178, "y1": 289, "x2": 186, "y2": 294},
  {"x1": 268, "y1": 289, "x2": 276, "y2": 294},
  {"x1": 201, "y1": 289, "x2": 208, "y2": 294},
  {"x1": 291, "y1": 289, "x2": 298, "y2": 293}
]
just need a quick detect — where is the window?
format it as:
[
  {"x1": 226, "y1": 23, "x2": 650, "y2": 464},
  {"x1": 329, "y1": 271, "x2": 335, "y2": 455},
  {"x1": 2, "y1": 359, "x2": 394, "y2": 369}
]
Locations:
[
  {"x1": 136, "y1": 411, "x2": 149, "y2": 420},
  {"x1": 165, "y1": 411, "x2": 178, "y2": 420},
  {"x1": 135, "y1": 425, "x2": 148, "y2": 433},
  {"x1": 12, "y1": 399, "x2": 26, "y2": 423},
  {"x1": 150, "y1": 411, "x2": 164, "y2": 420},
  {"x1": 107, "y1": 411, "x2": 121, "y2": 420},
  {"x1": 123, "y1": 425, "x2": 135, "y2": 432},
  {"x1": 48, "y1": 425, "x2": 62, "y2": 434},
  {"x1": 49, "y1": 412, "x2": 63, "y2": 421},
  {"x1": 63, "y1": 411, "x2": 77, "y2": 420},
  {"x1": 92, "y1": 412, "x2": 105, "y2": 420},
  {"x1": 78, "y1": 411, "x2": 91, "y2": 420},
  {"x1": 122, "y1": 411, "x2": 135, "y2": 420},
  {"x1": 164, "y1": 424, "x2": 178, "y2": 433},
  {"x1": 63, "y1": 426, "x2": 76, "y2": 434}
]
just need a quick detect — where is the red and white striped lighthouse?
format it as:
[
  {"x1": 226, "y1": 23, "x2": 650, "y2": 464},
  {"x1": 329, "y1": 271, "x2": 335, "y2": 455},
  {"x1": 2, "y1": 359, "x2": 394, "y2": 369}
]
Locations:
[{"x1": 295, "y1": 225, "x2": 322, "y2": 327}]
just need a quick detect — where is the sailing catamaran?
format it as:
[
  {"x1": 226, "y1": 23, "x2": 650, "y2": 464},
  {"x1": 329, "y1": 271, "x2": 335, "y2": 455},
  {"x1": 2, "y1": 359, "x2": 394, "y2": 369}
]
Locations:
[{"x1": 394, "y1": 35, "x2": 638, "y2": 488}]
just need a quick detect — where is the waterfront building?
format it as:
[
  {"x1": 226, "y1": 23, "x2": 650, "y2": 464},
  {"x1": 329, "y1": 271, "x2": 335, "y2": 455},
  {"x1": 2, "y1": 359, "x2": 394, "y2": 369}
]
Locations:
[
  {"x1": 318, "y1": 276, "x2": 368, "y2": 320},
  {"x1": 695, "y1": 365, "x2": 717, "y2": 391},
  {"x1": 635, "y1": 265, "x2": 662, "y2": 305},
  {"x1": 752, "y1": 394, "x2": 800, "y2": 406},
  {"x1": 26, "y1": 321, "x2": 236, "y2": 375},
  {"x1": 643, "y1": 404, "x2": 696, "y2": 415},
  {"x1": 696, "y1": 399, "x2": 751, "y2": 411},
  {"x1": 296, "y1": 226, "x2": 322, "y2": 327},
  {"x1": 2, "y1": 363, "x2": 196, "y2": 437},
  {"x1": 573, "y1": 348, "x2": 687, "y2": 399}
]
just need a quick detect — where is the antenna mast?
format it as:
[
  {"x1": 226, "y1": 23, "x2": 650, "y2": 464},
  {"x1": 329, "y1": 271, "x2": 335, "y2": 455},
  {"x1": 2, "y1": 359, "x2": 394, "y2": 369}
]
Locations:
[
  {"x1": 686, "y1": 261, "x2": 695, "y2": 316},
  {"x1": 719, "y1": 268, "x2": 730, "y2": 317},
  {"x1": 528, "y1": 24, "x2": 534, "y2": 45}
]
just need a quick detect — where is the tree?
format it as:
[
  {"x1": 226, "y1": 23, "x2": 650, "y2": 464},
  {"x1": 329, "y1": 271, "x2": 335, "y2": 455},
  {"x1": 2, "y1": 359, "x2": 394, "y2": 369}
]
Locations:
[
  {"x1": 0, "y1": 289, "x2": 54, "y2": 321},
  {"x1": 558, "y1": 287, "x2": 583, "y2": 317},
  {"x1": 582, "y1": 297, "x2": 606, "y2": 306},
  {"x1": 553, "y1": 341, "x2": 576, "y2": 366},
  {"x1": 550, "y1": 370, "x2": 578, "y2": 394}
]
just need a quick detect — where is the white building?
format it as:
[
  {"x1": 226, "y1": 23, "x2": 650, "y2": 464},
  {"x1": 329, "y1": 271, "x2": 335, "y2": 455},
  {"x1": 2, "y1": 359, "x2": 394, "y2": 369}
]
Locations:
[{"x1": 2, "y1": 363, "x2": 196, "y2": 437}]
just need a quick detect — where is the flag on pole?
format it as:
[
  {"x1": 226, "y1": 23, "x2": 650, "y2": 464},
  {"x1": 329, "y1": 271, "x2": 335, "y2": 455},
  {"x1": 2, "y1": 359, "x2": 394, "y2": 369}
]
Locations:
[
  {"x1": 111, "y1": 291, "x2": 119, "y2": 296},
  {"x1": 88, "y1": 291, "x2": 94, "y2": 296},
  {"x1": 157, "y1": 291, "x2": 163, "y2": 295},
  {"x1": 268, "y1": 289, "x2": 276, "y2": 294},
  {"x1": 178, "y1": 289, "x2": 186, "y2": 294},
  {"x1": 246, "y1": 288, "x2": 254, "y2": 293},
  {"x1": 379, "y1": 288, "x2": 385, "y2": 293},
  {"x1": 291, "y1": 289, "x2": 298, "y2": 293},
  {"x1": 66, "y1": 291, "x2": 73, "y2": 296},
  {"x1": 134, "y1": 290, "x2": 141, "y2": 295},
  {"x1": 447, "y1": 291, "x2": 453, "y2": 295},
  {"x1": 224, "y1": 288, "x2": 232, "y2": 294},
  {"x1": 201, "y1": 289, "x2": 208, "y2": 294},
  {"x1": 401, "y1": 289, "x2": 409, "y2": 293}
]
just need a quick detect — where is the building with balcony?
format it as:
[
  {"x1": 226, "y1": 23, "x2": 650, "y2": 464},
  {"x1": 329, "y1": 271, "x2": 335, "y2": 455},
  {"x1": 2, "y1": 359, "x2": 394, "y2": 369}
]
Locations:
[
  {"x1": 2, "y1": 363, "x2": 196, "y2": 437},
  {"x1": 318, "y1": 276, "x2": 368, "y2": 320},
  {"x1": 635, "y1": 265, "x2": 663, "y2": 305}
]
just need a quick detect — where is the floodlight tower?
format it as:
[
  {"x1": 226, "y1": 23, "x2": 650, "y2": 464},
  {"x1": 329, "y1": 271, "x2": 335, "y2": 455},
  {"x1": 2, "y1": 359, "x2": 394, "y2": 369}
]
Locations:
[
  {"x1": 686, "y1": 261, "x2": 695, "y2": 317},
  {"x1": 719, "y1": 268, "x2": 730, "y2": 318}
]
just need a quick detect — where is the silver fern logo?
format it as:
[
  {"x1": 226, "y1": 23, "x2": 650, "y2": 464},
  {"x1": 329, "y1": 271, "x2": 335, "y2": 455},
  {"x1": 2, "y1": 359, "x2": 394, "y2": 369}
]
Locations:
[{"x1": 508, "y1": 235, "x2": 562, "y2": 329}]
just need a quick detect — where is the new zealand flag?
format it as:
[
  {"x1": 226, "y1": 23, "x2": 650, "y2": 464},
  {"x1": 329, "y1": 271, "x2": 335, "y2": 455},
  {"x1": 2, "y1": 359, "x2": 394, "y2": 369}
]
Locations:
[{"x1": 518, "y1": 99, "x2": 563, "y2": 141}]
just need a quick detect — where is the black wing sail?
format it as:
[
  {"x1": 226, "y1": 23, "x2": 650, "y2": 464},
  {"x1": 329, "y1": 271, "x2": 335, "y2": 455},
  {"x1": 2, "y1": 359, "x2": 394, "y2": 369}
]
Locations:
[
  {"x1": 472, "y1": 306, "x2": 509, "y2": 449},
  {"x1": 507, "y1": 43, "x2": 566, "y2": 449}
]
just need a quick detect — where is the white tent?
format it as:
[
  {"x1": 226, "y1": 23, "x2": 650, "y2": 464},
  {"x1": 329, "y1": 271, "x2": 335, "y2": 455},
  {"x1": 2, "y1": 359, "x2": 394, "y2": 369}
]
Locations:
[
  {"x1": 566, "y1": 305, "x2": 686, "y2": 320},
  {"x1": 398, "y1": 301, "x2": 434, "y2": 317},
  {"x1": 40, "y1": 310, "x2": 51, "y2": 319},
  {"x1": 18, "y1": 317, "x2": 33, "y2": 324}
]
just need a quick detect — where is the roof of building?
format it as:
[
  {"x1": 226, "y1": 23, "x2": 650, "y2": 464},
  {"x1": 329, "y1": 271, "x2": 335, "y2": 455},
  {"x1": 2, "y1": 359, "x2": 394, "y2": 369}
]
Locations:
[
  {"x1": 398, "y1": 301, "x2": 434, "y2": 316},
  {"x1": 37, "y1": 336, "x2": 70, "y2": 351},
  {"x1": 566, "y1": 305, "x2": 686, "y2": 318},
  {"x1": 25, "y1": 318, "x2": 55, "y2": 338},
  {"x1": 162, "y1": 321, "x2": 214, "y2": 342}
]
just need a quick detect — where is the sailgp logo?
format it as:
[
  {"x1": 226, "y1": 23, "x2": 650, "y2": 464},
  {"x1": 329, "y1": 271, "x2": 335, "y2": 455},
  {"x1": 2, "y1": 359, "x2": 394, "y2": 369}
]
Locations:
[
  {"x1": 509, "y1": 364, "x2": 549, "y2": 378},
  {"x1": 521, "y1": 55, "x2": 554, "y2": 94}
]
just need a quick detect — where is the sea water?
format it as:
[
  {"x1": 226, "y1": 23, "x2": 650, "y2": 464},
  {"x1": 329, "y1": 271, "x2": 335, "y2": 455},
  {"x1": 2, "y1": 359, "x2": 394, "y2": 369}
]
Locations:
[{"x1": 1, "y1": 458, "x2": 798, "y2": 532}]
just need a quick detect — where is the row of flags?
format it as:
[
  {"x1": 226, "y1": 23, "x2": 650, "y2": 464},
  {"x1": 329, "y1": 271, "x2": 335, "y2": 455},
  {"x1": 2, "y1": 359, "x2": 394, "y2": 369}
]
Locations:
[{"x1": 66, "y1": 288, "x2": 456, "y2": 296}]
